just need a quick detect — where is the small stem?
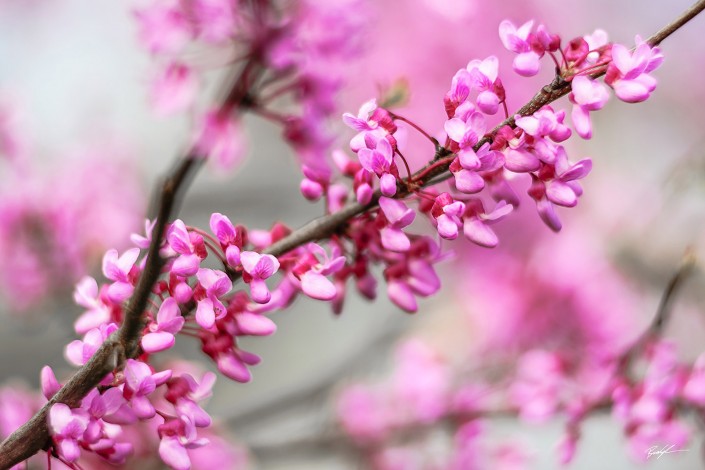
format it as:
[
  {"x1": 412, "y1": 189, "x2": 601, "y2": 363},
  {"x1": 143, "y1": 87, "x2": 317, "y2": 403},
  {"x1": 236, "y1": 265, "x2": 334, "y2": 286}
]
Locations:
[
  {"x1": 411, "y1": 156, "x2": 455, "y2": 183},
  {"x1": 619, "y1": 249, "x2": 697, "y2": 372},
  {"x1": 548, "y1": 51, "x2": 562, "y2": 70},
  {"x1": 395, "y1": 149, "x2": 413, "y2": 181},
  {"x1": 251, "y1": 106, "x2": 290, "y2": 124},
  {"x1": 259, "y1": 81, "x2": 300, "y2": 104},
  {"x1": 390, "y1": 112, "x2": 438, "y2": 146}
]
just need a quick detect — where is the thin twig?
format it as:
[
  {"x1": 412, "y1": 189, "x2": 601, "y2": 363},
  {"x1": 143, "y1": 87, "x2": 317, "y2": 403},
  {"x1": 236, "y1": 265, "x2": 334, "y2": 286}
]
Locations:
[
  {"x1": 620, "y1": 248, "x2": 697, "y2": 370},
  {"x1": 261, "y1": 0, "x2": 705, "y2": 262}
]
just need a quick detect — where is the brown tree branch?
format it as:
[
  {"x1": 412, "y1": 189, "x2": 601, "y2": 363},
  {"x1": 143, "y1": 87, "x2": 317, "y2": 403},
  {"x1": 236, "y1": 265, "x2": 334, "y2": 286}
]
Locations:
[
  {"x1": 0, "y1": 56, "x2": 263, "y2": 468},
  {"x1": 1, "y1": 1, "x2": 704, "y2": 467},
  {"x1": 263, "y1": 0, "x2": 705, "y2": 259}
]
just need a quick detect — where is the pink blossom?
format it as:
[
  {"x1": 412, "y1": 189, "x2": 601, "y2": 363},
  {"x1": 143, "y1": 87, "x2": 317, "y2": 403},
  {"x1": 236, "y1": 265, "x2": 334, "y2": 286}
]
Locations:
[
  {"x1": 209, "y1": 212, "x2": 244, "y2": 267},
  {"x1": 498, "y1": 19, "x2": 541, "y2": 76},
  {"x1": 463, "y1": 199, "x2": 513, "y2": 248},
  {"x1": 66, "y1": 323, "x2": 119, "y2": 367},
  {"x1": 444, "y1": 69, "x2": 472, "y2": 117},
  {"x1": 194, "y1": 110, "x2": 246, "y2": 171},
  {"x1": 293, "y1": 243, "x2": 346, "y2": 300},
  {"x1": 73, "y1": 276, "x2": 112, "y2": 334},
  {"x1": 356, "y1": 134, "x2": 398, "y2": 197},
  {"x1": 189, "y1": 0, "x2": 239, "y2": 44},
  {"x1": 209, "y1": 212, "x2": 237, "y2": 247},
  {"x1": 142, "y1": 298, "x2": 185, "y2": 353},
  {"x1": 164, "y1": 371, "x2": 216, "y2": 428},
  {"x1": 682, "y1": 353, "x2": 705, "y2": 406},
  {"x1": 450, "y1": 142, "x2": 504, "y2": 194},
  {"x1": 194, "y1": 268, "x2": 232, "y2": 329},
  {"x1": 467, "y1": 56, "x2": 502, "y2": 114},
  {"x1": 384, "y1": 238, "x2": 443, "y2": 313},
  {"x1": 102, "y1": 248, "x2": 140, "y2": 303},
  {"x1": 150, "y1": 62, "x2": 198, "y2": 116},
  {"x1": 343, "y1": 99, "x2": 380, "y2": 132},
  {"x1": 124, "y1": 359, "x2": 171, "y2": 419},
  {"x1": 130, "y1": 218, "x2": 156, "y2": 250},
  {"x1": 167, "y1": 219, "x2": 205, "y2": 277},
  {"x1": 515, "y1": 106, "x2": 571, "y2": 144},
  {"x1": 583, "y1": 29, "x2": 610, "y2": 64},
  {"x1": 430, "y1": 193, "x2": 465, "y2": 240},
  {"x1": 41, "y1": 366, "x2": 61, "y2": 400},
  {"x1": 134, "y1": 2, "x2": 192, "y2": 55},
  {"x1": 444, "y1": 111, "x2": 486, "y2": 149},
  {"x1": 528, "y1": 148, "x2": 591, "y2": 231},
  {"x1": 378, "y1": 197, "x2": 416, "y2": 252},
  {"x1": 48, "y1": 403, "x2": 89, "y2": 463},
  {"x1": 216, "y1": 350, "x2": 256, "y2": 383},
  {"x1": 300, "y1": 164, "x2": 330, "y2": 201},
  {"x1": 605, "y1": 38, "x2": 664, "y2": 103},
  {"x1": 158, "y1": 415, "x2": 209, "y2": 470},
  {"x1": 510, "y1": 350, "x2": 565, "y2": 423},
  {"x1": 240, "y1": 252, "x2": 280, "y2": 304},
  {"x1": 569, "y1": 76, "x2": 609, "y2": 139},
  {"x1": 336, "y1": 384, "x2": 389, "y2": 443}
]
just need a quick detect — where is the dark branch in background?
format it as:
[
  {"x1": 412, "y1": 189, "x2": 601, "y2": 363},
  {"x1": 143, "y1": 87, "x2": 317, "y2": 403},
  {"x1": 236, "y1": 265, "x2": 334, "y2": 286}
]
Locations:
[
  {"x1": 620, "y1": 248, "x2": 697, "y2": 372},
  {"x1": 1, "y1": 1, "x2": 705, "y2": 467}
]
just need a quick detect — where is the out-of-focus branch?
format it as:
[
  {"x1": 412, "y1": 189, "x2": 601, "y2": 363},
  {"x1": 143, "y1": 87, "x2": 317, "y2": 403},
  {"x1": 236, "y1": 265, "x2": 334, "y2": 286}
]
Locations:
[{"x1": 620, "y1": 248, "x2": 697, "y2": 371}]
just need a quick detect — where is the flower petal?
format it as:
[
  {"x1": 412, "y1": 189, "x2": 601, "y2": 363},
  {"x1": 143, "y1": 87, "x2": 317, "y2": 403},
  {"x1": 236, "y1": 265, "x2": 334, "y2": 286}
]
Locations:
[
  {"x1": 236, "y1": 312, "x2": 277, "y2": 336},
  {"x1": 301, "y1": 271, "x2": 337, "y2": 300},
  {"x1": 159, "y1": 436, "x2": 191, "y2": 470},
  {"x1": 142, "y1": 331, "x2": 176, "y2": 353},
  {"x1": 463, "y1": 217, "x2": 499, "y2": 248}
]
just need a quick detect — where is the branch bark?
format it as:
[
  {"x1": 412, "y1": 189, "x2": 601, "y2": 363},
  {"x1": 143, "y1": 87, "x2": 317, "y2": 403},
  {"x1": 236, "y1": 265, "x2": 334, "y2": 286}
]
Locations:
[
  {"x1": 0, "y1": 56, "x2": 262, "y2": 468},
  {"x1": 1, "y1": 1, "x2": 704, "y2": 467}
]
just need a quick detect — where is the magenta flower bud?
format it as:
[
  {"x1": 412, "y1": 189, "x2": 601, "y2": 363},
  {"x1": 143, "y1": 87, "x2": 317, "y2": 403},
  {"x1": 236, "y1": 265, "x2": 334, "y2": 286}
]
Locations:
[
  {"x1": 41, "y1": 365, "x2": 61, "y2": 400},
  {"x1": 356, "y1": 183, "x2": 373, "y2": 205},
  {"x1": 300, "y1": 177, "x2": 324, "y2": 201},
  {"x1": 476, "y1": 90, "x2": 499, "y2": 115},
  {"x1": 379, "y1": 173, "x2": 397, "y2": 197},
  {"x1": 225, "y1": 245, "x2": 241, "y2": 269},
  {"x1": 217, "y1": 354, "x2": 252, "y2": 383},
  {"x1": 387, "y1": 280, "x2": 417, "y2": 313},
  {"x1": 173, "y1": 281, "x2": 193, "y2": 303},
  {"x1": 565, "y1": 37, "x2": 590, "y2": 64}
]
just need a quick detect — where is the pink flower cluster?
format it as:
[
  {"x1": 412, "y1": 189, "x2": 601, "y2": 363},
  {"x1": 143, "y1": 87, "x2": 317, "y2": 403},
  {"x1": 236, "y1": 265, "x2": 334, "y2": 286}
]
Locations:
[
  {"x1": 0, "y1": 362, "x2": 247, "y2": 469},
  {"x1": 335, "y1": 247, "x2": 703, "y2": 468},
  {"x1": 327, "y1": 20, "x2": 663, "y2": 246},
  {"x1": 135, "y1": 0, "x2": 367, "y2": 177},
  {"x1": 499, "y1": 22, "x2": 663, "y2": 134},
  {"x1": 12, "y1": 13, "x2": 668, "y2": 470}
]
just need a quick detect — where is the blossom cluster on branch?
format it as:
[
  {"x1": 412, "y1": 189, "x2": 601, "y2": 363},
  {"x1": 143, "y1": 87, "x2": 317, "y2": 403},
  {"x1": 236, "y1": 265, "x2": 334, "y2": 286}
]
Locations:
[
  {"x1": 0, "y1": 0, "x2": 704, "y2": 469},
  {"x1": 335, "y1": 246, "x2": 701, "y2": 468}
]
